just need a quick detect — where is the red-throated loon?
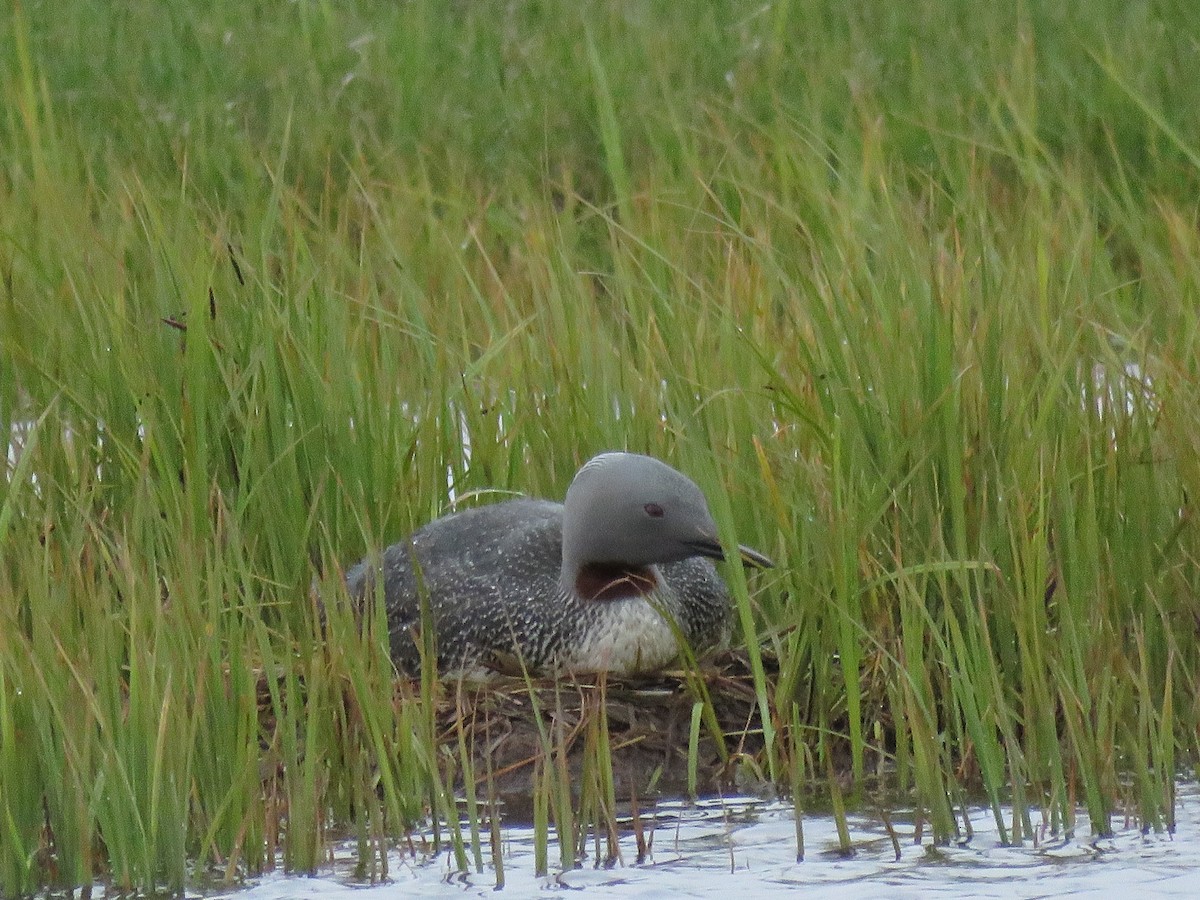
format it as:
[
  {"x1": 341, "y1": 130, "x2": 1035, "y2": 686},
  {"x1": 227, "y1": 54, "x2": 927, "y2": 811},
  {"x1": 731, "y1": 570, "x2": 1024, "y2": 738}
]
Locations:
[{"x1": 346, "y1": 452, "x2": 773, "y2": 678}]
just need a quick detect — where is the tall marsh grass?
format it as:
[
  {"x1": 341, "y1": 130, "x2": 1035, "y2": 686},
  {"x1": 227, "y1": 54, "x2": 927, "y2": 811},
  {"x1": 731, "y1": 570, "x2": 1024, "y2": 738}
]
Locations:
[{"x1": 3, "y1": 0, "x2": 1200, "y2": 893}]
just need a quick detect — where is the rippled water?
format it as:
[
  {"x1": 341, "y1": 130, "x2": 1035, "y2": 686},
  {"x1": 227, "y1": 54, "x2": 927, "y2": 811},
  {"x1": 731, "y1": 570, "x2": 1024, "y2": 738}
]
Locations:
[{"x1": 190, "y1": 783, "x2": 1199, "y2": 899}]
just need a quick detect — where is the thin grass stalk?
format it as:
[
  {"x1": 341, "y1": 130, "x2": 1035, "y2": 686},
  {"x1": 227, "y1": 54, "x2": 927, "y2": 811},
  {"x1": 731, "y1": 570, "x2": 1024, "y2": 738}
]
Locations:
[
  {"x1": 454, "y1": 685, "x2": 485, "y2": 873},
  {"x1": 687, "y1": 701, "x2": 703, "y2": 800},
  {"x1": 533, "y1": 758, "x2": 549, "y2": 878},
  {"x1": 485, "y1": 734, "x2": 504, "y2": 889},
  {"x1": 552, "y1": 688, "x2": 576, "y2": 872},
  {"x1": 789, "y1": 702, "x2": 806, "y2": 863},
  {"x1": 593, "y1": 676, "x2": 620, "y2": 866}
]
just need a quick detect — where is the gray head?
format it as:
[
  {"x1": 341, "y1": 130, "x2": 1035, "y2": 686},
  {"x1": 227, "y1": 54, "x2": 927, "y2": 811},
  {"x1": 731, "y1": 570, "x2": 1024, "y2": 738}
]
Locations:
[{"x1": 559, "y1": 452, "x2": 772, "y2": 593}]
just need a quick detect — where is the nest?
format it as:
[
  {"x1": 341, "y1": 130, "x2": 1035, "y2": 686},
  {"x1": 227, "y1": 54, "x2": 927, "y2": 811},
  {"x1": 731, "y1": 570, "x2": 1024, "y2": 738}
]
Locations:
[{"x1": 429, "y1": 650, "x2": 792, "y2": 806}]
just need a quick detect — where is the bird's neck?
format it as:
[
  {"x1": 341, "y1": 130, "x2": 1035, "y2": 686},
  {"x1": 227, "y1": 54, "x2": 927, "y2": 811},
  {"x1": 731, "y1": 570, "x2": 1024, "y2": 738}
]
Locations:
[{"x1": 567, "y1": 562, "x2": 661, "y2": 602}]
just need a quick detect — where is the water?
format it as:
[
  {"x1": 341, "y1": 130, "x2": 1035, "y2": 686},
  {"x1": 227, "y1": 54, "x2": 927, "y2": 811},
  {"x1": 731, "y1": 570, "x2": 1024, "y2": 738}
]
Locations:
[{"x1": 189, "y1": 785, "x2": 1200, "y2": 900}]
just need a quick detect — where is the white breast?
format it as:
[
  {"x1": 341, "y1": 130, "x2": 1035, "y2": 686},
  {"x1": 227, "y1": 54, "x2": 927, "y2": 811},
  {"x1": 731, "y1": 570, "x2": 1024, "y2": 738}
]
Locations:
[{"x1": 558, "y1": 596, "x2": 681, "y2": 675}]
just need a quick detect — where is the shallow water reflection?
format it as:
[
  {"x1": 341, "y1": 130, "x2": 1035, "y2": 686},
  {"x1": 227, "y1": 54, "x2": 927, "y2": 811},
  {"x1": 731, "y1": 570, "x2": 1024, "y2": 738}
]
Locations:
[{"x1": 202, "y1": 783, "x2": 1198, "y2": 899}]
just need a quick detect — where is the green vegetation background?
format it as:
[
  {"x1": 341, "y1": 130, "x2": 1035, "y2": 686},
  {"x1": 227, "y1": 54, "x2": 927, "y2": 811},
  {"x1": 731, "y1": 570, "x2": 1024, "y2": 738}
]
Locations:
[{"x1": 2, "y1": 0, "x2": 1199, "y2": 893}]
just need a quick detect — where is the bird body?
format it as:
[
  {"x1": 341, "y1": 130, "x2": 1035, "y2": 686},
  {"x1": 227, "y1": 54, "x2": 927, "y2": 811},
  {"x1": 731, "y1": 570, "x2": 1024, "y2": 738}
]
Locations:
[{"x1": 346, "y1": 453, "x2": 771, "y2": 678}]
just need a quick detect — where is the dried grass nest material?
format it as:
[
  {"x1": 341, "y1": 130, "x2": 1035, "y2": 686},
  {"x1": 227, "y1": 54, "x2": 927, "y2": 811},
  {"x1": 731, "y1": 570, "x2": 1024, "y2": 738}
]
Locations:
[{"x1": 426, "y1": 649, "x2": 809, "y2": 802}]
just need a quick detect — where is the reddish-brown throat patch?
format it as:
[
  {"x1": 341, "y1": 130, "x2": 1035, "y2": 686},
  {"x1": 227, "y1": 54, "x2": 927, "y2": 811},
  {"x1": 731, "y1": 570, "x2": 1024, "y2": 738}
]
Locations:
[{"x1": 575, "y1": 563, "x2": 660, "y2": 601}]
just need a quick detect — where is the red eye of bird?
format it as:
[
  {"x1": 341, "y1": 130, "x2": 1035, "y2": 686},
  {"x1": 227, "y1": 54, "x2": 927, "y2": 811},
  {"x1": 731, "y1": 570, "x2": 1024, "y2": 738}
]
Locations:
[{"x1": 644, "y1": 502, "x2": 665, "y2": 518}]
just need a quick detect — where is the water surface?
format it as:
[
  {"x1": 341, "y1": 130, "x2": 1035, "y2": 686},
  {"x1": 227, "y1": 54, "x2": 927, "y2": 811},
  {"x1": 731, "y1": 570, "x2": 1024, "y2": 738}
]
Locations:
[{"x1": 200, "y1": 783, "x2": 1198, "y2": 899}]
